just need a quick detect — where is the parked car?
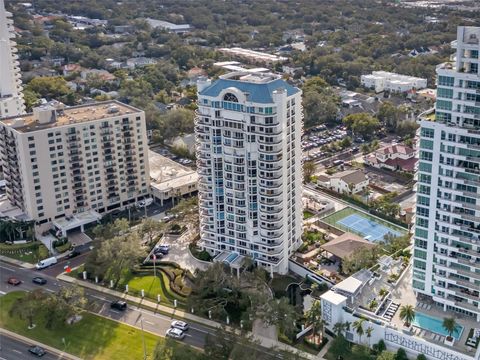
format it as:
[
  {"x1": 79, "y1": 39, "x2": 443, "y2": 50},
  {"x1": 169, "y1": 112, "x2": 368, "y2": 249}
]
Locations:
[
  {"x1": 7, "y1": 277, "x2": 21, "y2": 286},
  {"x1": 166, "y1": 328, "x2": 185, "y2": 340},
  {"x1": 32, "y1": 277, "x2": 47, "y2": 285},
  {"x1": 136, "y1": 197, "x2": 153, "y2": 208},
  {"x1": 150, "y1": 252, "x2": 163, "y2": 260},
  {"x1": 155, "y1": 244, "x2": 170, "y2": 255},
  {"x1": 35, "y1": 257, "x2": 57, "y2": 270},
  {"x1": 171, "y1": 320, "x2": 189, "y2": 331},
  {"x1": 28, "y1": 346, "x2": 46, "y2": 357},
  {"x1": 110, "y1": 300, "x2": 127, "y2": 311},
  {"x1": 162, "y1": 215, "x2": 175, "y2": 222},
  {"x1": 67, "y1": 250, "x2": 81, "y2": 259}
]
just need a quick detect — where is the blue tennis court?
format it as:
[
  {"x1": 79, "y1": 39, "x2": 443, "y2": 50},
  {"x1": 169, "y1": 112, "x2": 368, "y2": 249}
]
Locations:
[{"x1": 337, "y1": 213, "x2": 402, "y2": 242}]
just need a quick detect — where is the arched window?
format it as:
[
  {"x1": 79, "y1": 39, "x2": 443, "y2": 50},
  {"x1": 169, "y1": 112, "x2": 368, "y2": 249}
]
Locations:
[{"x1": 223, "y1": 93, "x2": 238, "y2": 102}]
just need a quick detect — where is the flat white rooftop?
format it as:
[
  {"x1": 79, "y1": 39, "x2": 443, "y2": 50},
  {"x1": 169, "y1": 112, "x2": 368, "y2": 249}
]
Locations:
[
  {"x1": 321, "y1": 290, "x2": 347, "y2": 306},
  {"x1": 149, "y1": 150, "x2": 198, "y2": 191},
  {"x1": 333, "y1": 276, "x2": 363, "y2": 294}
]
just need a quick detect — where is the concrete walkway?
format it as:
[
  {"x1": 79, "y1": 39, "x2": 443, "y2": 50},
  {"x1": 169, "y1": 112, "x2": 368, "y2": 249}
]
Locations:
[
  {"x1": 0, "y1": 328, "x2": 82, "y2": 360},
  {"x1": 160, "y1": 232, "x2": 209, "y2": 273},
  {"x1": 59, "y1": 274, "x2": 319, "y2": 359},
  {"x1": 0, "y1": 255, "x2": 35, "y2": 269}
]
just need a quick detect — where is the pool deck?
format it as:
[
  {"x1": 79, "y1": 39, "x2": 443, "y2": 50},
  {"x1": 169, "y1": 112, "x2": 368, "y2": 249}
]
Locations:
[{"x1": 390, "y1": 267, "x2": 477, "y2": 355}]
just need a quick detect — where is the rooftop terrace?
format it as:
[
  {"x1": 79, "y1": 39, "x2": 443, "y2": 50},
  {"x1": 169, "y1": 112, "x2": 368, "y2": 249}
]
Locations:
[{"x1": 0, "y1": 101, "x2": 141, "y2": 133}]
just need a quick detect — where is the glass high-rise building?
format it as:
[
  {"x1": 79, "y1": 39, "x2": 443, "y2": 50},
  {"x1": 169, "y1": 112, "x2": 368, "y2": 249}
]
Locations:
[{"x1": 413, "y1": 26, "x2": 480, "y2": 321}]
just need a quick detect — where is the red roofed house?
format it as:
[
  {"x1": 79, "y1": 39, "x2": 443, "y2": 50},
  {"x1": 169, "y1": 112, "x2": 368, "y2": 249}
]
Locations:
[{"x1": 364, "y1": 144, "x2": 417, "y2": 173}]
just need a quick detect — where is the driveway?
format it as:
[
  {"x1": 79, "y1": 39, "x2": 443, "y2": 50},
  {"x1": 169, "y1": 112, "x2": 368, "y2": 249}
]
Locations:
[{"x1": 154, "y1": 232, "x2": 209, "y2": 273}]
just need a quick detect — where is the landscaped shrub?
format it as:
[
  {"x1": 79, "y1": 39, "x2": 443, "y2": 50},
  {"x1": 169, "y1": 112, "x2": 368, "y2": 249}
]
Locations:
[{"x1": 55, "y1": 241, "x2": 72, "y2": 253}]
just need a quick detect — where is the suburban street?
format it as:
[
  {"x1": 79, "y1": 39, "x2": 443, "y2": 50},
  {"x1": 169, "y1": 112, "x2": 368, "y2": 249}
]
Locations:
[
  {"x1": 0, "y1": 332, "x2": 66, "y2": 360},
  {"x1": 0, "y1": 261, "x2": 210, "y2": 349},
  {"x1": 0, "y1": 261, "x2": 286, "y2": 359}
]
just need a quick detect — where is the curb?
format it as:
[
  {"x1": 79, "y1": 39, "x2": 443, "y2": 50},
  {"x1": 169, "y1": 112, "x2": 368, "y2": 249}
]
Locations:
[
  {"x1": 0, "y1": 255, "x2": 35, "y2": 269},
  {"x1": 0, "y1": 328, "x2": 83, "y2": 360},
  {"x1": 58, "y1": 274, "x2": 317, "y2": 359}
]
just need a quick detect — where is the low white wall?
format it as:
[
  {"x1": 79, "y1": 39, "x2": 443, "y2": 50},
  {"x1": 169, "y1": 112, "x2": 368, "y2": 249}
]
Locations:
[
  {"x1": 327, "y1": 310, "x2": 476, "y2": 360},
  {"x1": 288, "y1": 259, "x2": 335, "y2": 287}
]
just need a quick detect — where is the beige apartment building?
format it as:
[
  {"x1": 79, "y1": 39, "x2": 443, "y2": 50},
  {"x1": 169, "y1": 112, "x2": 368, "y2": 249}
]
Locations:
[{"x1": 0, "y1": 101, "x2": 150, "y2": 232}]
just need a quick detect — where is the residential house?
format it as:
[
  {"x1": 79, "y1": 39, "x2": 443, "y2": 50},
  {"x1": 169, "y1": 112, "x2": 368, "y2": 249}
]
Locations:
[
  {"x1": 329, "y1": 169, "x2": 369, "y2": 194},
  {"x1": 126, "y1": 57, "x2": 157, "y2": 69},
  {"x1": 364, "y1": 144, "x2": 417, "y2": 172}
]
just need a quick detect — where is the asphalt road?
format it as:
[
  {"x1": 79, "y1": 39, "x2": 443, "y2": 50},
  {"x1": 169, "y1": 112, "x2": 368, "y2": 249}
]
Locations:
[
  {"x1": 0, "y1": 333, "x2": 61, "y2": 360},
  {"x1": 41, "y1": 252, "x2": 90, "y2": 277},
  {"x1": 0, "y1": 262, "x2": 286, "y2": 358},
  {"x1": 0, "y1": 261, "x2": 209, "y2": 349}
]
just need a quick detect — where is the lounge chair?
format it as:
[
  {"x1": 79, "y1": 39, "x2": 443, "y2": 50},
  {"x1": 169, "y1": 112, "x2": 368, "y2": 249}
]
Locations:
[
  {"x1": 430, "y1": 333, "x2": 436, "y2": 340},
  {"x1": 427, "y1": 304, "x2": 432, "y2": 310}
]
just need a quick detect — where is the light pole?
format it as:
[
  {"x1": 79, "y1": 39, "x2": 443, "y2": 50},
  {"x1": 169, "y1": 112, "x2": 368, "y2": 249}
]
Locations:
[{"x1": 140, "y1": 318, "x2": 147, "y2": 360}]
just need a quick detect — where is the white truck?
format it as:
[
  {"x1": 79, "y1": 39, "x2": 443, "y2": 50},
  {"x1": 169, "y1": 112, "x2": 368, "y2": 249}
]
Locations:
[{"x1": 36, "y1": 257, "x2": 57, "y2": 270}]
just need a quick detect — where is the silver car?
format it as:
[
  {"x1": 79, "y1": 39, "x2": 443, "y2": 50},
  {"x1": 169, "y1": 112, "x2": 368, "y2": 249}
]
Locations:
[
  {"x1": 166, "y1": 328, "x2": 185, "y2": 340},
  {"x1": 171, "y1": 320, "x2": 189, "y2": 331}
]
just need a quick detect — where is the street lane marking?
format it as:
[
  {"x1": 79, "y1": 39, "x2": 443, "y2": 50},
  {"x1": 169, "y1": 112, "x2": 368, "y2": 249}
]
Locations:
[
  {"x1": 12, "y1": 349, "x2": 22, "y2": 354},
  {"x1": 90, "y1": 295, "x2": 107, "y2": 301},
  {"x1": 135, "y1": 308, "x2": 213, "y2": 335},
  {"x1": 110, "y1": 310, "x2": 120, "y2": 314},
  {"x1": 45, "y1": 289, "x2": 55, "y2": 293},
  {"x1": 144, "y1": 320, "x2": 155, "y2": 326},
  {"x1": 0, "y1": 265, "x2": 16, "y2": 272}
]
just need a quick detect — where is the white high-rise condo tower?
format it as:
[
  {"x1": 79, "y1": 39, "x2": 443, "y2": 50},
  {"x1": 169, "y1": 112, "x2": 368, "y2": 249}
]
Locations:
[
  {"x1": 0, "y1": 101, "x2": 150, "y2": 234},
  {"x1": 414, "y1": 26, "x2": 480, "y2": 321},
  {"x1": 196, "y1": 72, "x2": 303, "y2": 274},
  {"x1": 0, "y1": 0, "x2": 25, "y2": 118}
]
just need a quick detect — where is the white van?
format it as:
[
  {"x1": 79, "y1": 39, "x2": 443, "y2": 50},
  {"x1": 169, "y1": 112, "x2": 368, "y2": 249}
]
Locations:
[{"x1": 36, "y1": 257, "x2": 57, "y2": 270}]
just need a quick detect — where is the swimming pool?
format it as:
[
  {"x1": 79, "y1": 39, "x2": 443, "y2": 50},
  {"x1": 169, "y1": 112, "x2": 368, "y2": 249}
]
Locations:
[{"x1": 412, "y1": 312, "x2": 464, "y2": 340}]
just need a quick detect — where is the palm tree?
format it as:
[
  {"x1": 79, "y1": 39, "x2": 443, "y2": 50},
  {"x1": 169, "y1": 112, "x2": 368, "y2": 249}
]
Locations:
[
  {"x1": 305, "y1": 300, "x2": 324, "y2": 343},
  {"x1": 399, "y1": 305, "x2": 415, "y2": 327},
  {"x1": 366, "y1": 326, "x2": 374, "y2": 346},
  {"x1": 344, "y1": 321, "x2": 351, "y2": 333},
  {"x1": 353, "y1": 319, "x2": 365, "y2": 343},
  {"x1": 442, "y1": 317, "x2": 457, "y2": 341},
  {"x1": 333, "y1": 322, "x2": 345, "y2": 336}
]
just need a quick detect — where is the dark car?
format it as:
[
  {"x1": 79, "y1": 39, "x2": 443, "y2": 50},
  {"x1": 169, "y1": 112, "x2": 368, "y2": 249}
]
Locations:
[
  {"x1": 150, "y1": 252, "x2": 163, "y2": 260},
  {"x1": 110, "y1": 300, "x2": 127, "y2": 311},
  {"x1": 28, "y1": 346, "x2": 46, "y2": 357},
  {"x1": 32, "y1": 277, "x2": 47, "y2": 285},
  {"x1": 7, "y1": 277, "x2": 21, "y2": 286},
  {"x1": 67, "y1": 250, "x2": 81, "y2": 259}
]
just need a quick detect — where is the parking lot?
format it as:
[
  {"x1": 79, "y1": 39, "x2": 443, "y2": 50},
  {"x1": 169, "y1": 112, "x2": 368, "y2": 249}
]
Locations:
[
  {"x1": 150, "y1": 145, "x2": 195, "y2": 167},
  {"x1": 302, "y1": 125, "x2": 359, "y2": 163}
]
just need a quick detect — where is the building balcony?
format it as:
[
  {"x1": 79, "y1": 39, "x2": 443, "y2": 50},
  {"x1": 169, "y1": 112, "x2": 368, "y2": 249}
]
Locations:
[
  {"x1": 447, "y1": 286, "x2": 480, "y2": 302},
  {"x1": 446, "y1": 274, "x2": 477, "y2": 289},
  {"x1": 453, "y1": 267, "x2": 480, "y2": 280},
  {"x1": 445, "y1": 295, "x2": 480, "y2": 313},
  {"x1": 456, "y1": 246, "x2": 480, "y2": 258},
  {"x1": 258, "y1": 198, "x2": 282, "y2": 206},
  {"x1": 259, "y1": 206, "x2": 283, "y2": 215}
]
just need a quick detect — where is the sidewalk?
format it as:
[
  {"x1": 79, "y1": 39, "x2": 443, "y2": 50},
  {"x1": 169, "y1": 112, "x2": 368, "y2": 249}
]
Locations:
[
  {"x1": 0, "y1": 328, "x2": 82, "y2": 360},
  {"x1": 58, "y1": 274, "x2": 319, "y2": 359},
  {"x1": 0, "y1": 255, "x2": 35, "y2": 269}
]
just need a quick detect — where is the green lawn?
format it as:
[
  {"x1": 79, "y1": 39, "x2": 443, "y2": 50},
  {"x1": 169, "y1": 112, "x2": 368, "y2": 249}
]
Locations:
[
  {"x1": 0, "y1": 291, "x2": 163, "y2": 360},
  {"x1": 0, "y1": 242, "x2": 49, "y2": 264},
  {"x1": 120, "y1": 270, "x2": 187, "y2": 308},
  {"x1": 303, "y1": 210, "x2": 315, "y2": 219}
]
